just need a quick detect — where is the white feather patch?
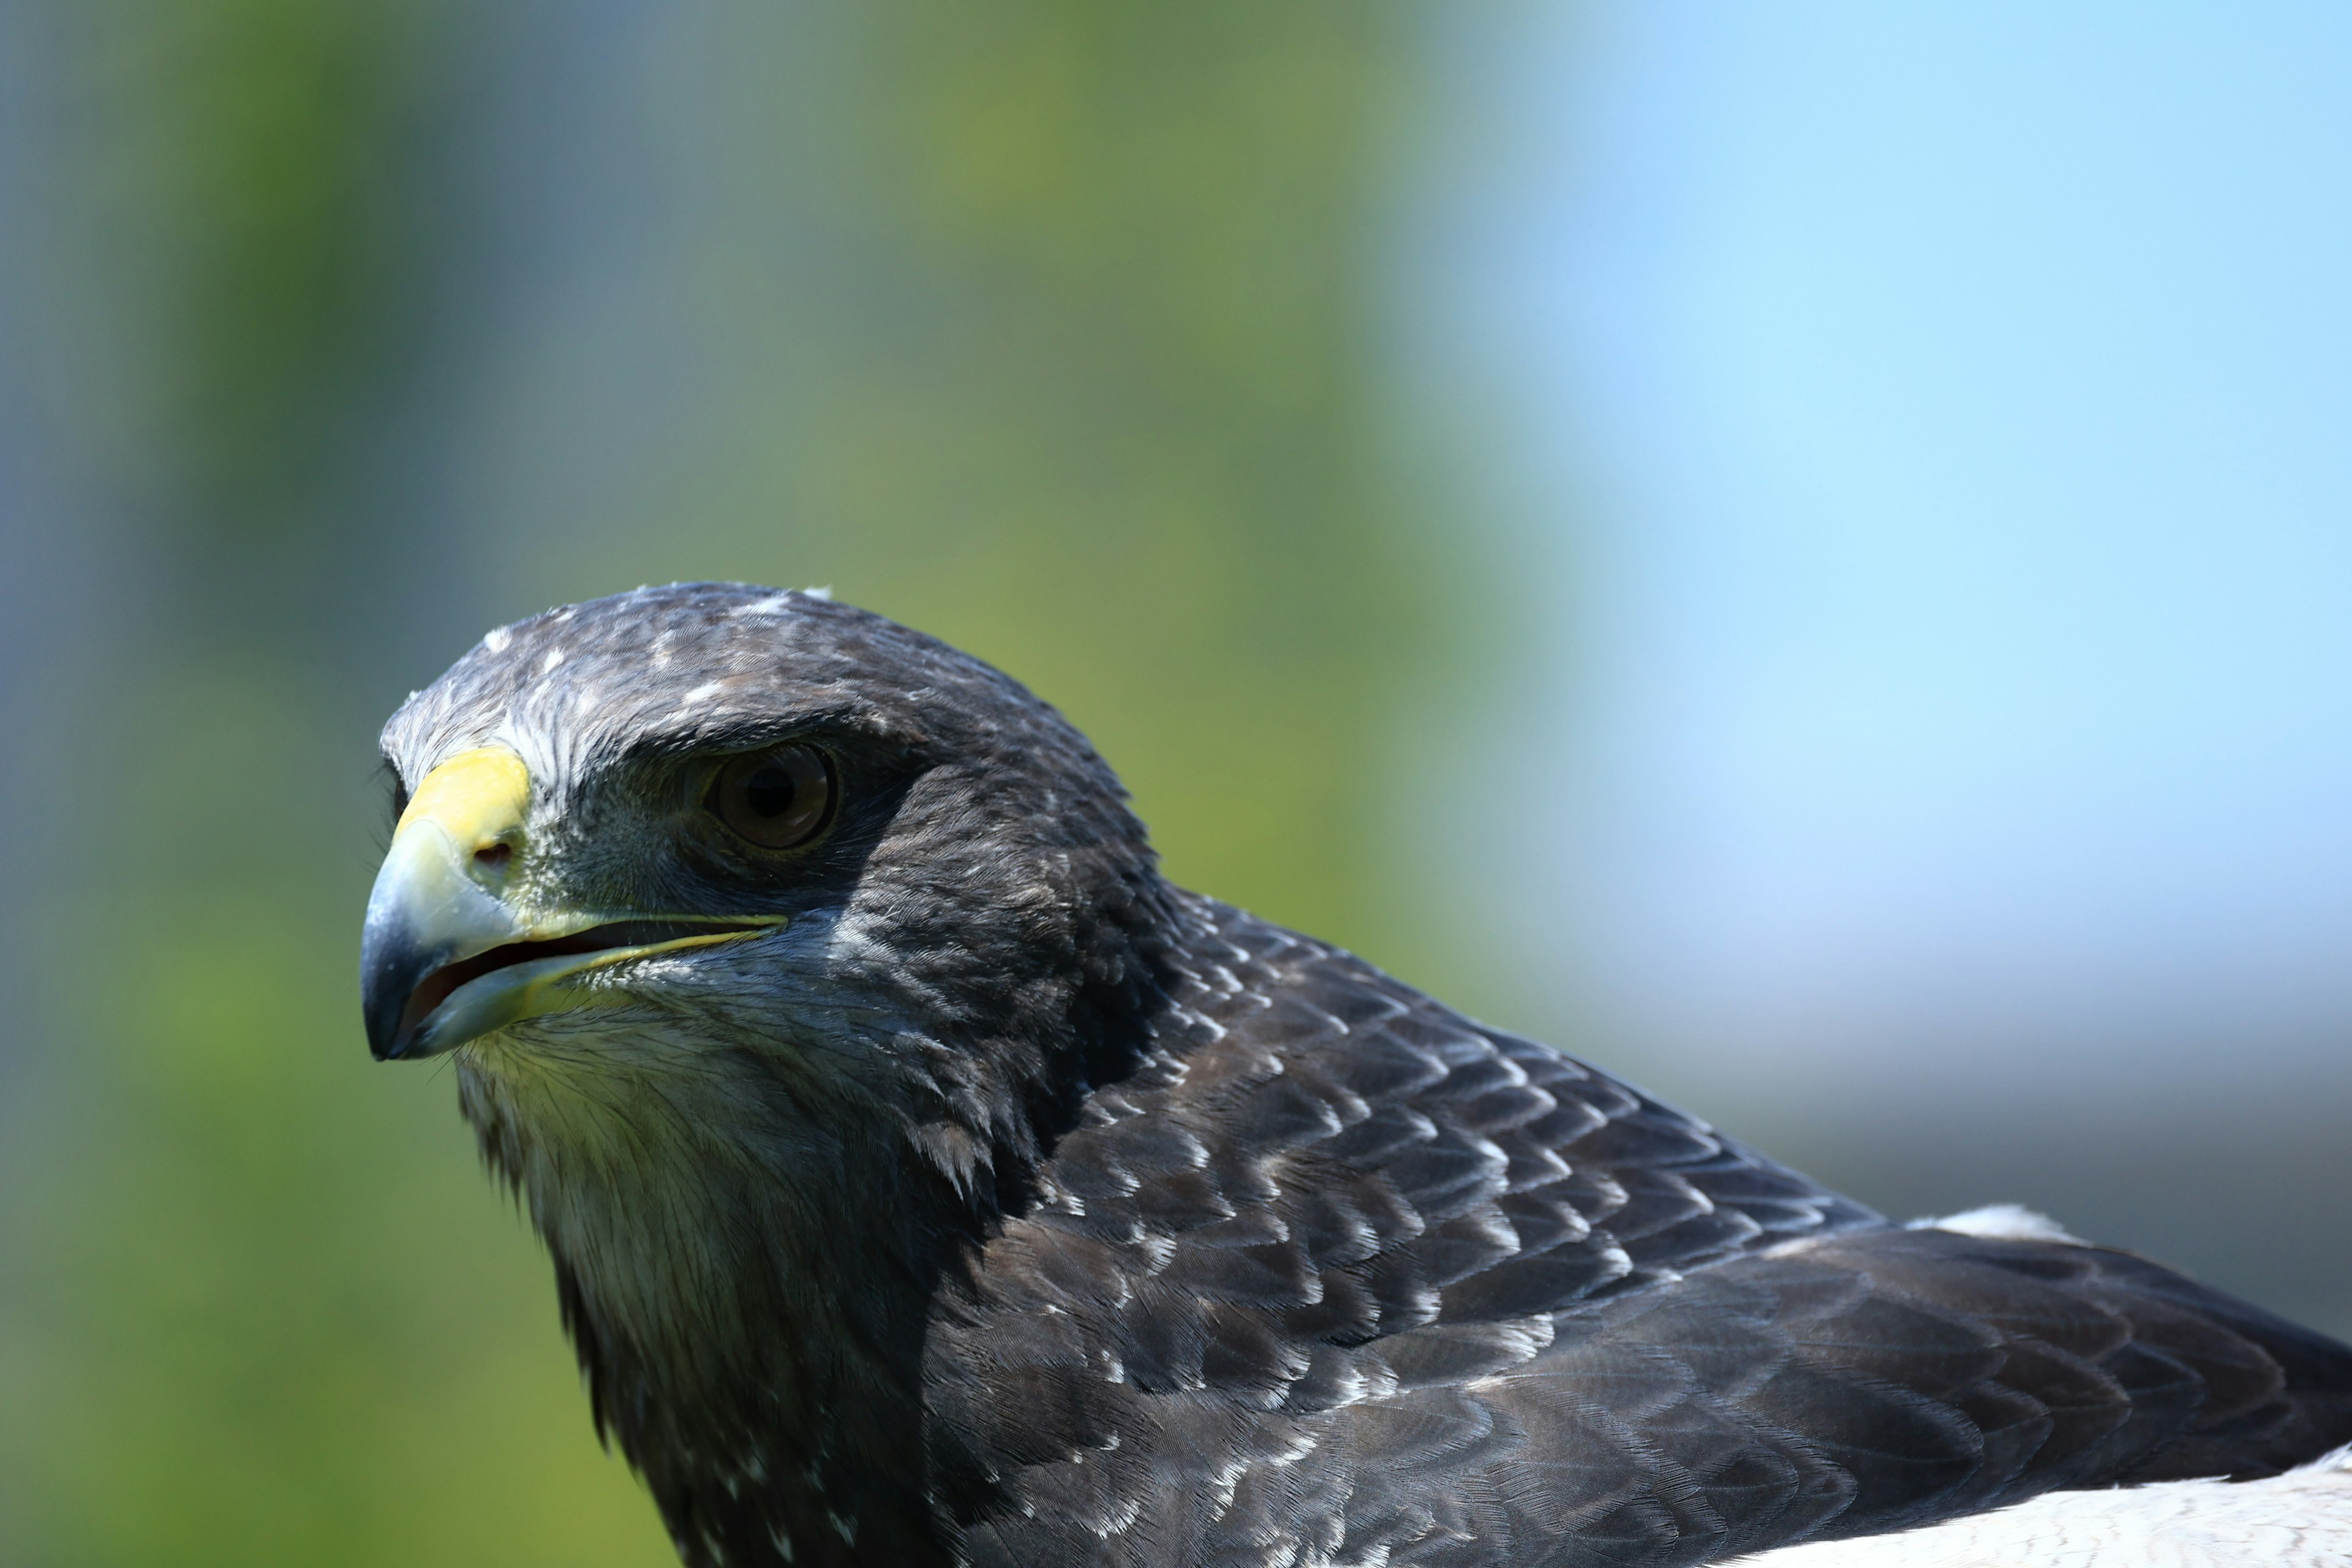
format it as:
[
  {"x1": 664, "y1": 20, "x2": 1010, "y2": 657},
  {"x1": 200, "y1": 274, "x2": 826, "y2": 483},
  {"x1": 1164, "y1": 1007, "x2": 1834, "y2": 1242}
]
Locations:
[
  {"x1": 1909, "y1": 1204, "x2": 2085, "y2": 1245},
  {"x1": 1730, "y1": 1442, "x2": 2352, "y2": 1566}
]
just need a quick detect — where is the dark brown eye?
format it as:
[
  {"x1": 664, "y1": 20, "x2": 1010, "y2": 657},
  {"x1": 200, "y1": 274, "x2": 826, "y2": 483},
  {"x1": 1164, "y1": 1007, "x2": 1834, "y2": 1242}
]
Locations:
[{"x1": 706, "y1": 745, "x2": 833, "y2": 849}]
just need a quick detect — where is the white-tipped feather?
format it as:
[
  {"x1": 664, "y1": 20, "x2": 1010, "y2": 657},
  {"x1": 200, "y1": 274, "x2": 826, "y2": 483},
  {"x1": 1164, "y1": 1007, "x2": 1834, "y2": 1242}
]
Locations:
[
  {"x1": 1733, "y1": 1442, "x2": 2352, "y2": 1566},
  {"x1": 1910, "y1": 1204, "x2": 2086, "y2": 1245}
]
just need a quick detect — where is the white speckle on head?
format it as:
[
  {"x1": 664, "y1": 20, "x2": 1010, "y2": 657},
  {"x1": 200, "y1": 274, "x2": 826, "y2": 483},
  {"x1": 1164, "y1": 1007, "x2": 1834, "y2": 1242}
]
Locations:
[
  {"x1": 768, "y1": 1526, "x2": 794, "y2": 1562},
  {"x1": 482, "y1": 626, "x2": 511, "y2": 654},
  {"x1": 801, "y1": 584, "x2": 832, "y2": 600},
  {"x1": 541, "y1": 647, "x2": 565, "y2": 673},
  {"x1": 732, "y1": 592, "x2": 796, "y2": 616},
  {"x1": 827, "y1": 1512, "x2": 856, "y2": 1545},
  {"x1": 682, "y1": 679, "x2": 726, "y2": 706},
  {"x1": 1912, "y1": 1204, "x2": 2085, "y2": 1245}
]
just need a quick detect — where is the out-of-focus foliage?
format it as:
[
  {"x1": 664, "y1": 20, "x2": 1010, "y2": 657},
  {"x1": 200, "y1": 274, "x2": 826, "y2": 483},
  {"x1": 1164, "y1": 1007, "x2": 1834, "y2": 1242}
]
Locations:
[
  {"x1": 7, "y1": 665, "x2": 666, "y2": 1567},
  {"x1": 61, "y1": 0, "x2": 441, "y2": 535},
  {"x1": 559, "y1": 2, "x2": 1458, "y2": 954},
  {"x1": 0, "y1": 3, "x2": 1477, "y2": 1564}
]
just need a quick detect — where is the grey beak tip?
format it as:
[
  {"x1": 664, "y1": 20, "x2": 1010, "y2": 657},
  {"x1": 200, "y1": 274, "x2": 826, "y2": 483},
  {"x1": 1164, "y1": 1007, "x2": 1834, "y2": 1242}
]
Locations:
[{"x1": 360, "y1": 910, "x2": 435, "y2": 1062}]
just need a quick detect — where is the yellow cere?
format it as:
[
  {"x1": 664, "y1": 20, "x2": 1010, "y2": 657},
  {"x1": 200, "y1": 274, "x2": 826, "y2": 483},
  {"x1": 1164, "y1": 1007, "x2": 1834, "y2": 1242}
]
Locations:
[{"x1": 398, "y1": 747, "x2": 532, "y2": 850}]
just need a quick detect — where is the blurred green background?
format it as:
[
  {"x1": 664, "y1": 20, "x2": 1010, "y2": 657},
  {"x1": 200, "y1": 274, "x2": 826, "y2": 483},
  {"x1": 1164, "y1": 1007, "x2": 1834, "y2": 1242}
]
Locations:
[
  {"x1": 4, "y1": 4, "x2": 2350, "y2": 1565},
  {"x1": 0, "y1": 6, "x2": 1499, "y2": 1563}
]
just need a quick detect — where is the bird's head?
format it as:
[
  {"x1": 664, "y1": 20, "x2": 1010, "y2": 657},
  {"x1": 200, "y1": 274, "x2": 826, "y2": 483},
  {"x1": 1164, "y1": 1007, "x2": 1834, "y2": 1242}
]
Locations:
[
  {"x1": 361, "y1": 582, "x2": 1189, "y2": 1555},
  {"x1": 360, "y1": 583, "x2": 1175, "y2": 1360}
]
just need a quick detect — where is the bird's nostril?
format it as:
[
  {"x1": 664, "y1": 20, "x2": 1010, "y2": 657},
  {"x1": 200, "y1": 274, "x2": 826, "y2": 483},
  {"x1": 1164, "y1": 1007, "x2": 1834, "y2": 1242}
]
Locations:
[{"x1": 473, "y1": 842, "x2": 513, "y2": 870}]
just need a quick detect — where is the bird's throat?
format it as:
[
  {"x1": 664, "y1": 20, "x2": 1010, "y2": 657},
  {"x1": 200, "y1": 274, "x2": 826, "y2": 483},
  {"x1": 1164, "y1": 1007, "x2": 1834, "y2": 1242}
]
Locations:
[{"x1": 454, "y1": 1032, "x2": 959, "y2": 1567}]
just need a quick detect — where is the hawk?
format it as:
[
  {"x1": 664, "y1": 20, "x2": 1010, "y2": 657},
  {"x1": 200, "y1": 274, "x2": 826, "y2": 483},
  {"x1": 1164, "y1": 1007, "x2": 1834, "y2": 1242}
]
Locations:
[{"x1": 358, "y1": 584, "x2": 2352, "y2": 1567}]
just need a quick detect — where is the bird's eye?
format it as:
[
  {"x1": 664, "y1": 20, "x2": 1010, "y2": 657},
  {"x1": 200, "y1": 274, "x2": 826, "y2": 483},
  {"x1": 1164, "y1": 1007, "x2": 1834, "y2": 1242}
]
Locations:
[{"x1": 706, "y1": 745, "x2": 834, "y2": 850}]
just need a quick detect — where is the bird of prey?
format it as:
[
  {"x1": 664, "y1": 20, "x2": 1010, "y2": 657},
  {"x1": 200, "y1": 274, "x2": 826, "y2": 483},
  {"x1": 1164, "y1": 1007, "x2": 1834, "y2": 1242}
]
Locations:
[{"x1": 359, "y1": 583, "x2": 2352, "y2": 1568}]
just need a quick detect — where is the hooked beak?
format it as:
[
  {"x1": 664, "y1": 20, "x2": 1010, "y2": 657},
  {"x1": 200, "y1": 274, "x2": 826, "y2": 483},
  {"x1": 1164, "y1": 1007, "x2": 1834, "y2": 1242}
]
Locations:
[{"x1": 360, "y1": 747, "x2": 780, "y2": 1060}]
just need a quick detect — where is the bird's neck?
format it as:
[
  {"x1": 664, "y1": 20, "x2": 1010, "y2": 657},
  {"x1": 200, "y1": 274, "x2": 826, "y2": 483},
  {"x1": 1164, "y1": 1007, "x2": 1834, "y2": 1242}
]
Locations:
[
  {"x1": 454, "y1": 878, "x2": 1186, "y2": 1566},
  {"x1": 458, "y1": 1032, "x2": 979, "y2": 1567}
]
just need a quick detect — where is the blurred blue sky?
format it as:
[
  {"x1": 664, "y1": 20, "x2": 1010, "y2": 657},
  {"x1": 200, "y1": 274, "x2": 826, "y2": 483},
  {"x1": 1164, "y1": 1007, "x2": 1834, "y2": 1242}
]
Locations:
[{"x1": 1436, "y1": 3, "x2": 2352, "y2": 1090}]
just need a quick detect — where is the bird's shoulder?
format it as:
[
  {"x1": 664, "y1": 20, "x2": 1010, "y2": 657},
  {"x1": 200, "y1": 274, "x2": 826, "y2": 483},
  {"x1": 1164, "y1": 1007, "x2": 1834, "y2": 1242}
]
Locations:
[
  {"x1": 1012, "y1": 896, "x2": 1880, "y2": 1327},
  {"x1": 923, "y1": 900, "x2": 1875, "y2": 1560},
  {"x1": 922, "y1": 902, "x2": 2352, "y2": 1566}
]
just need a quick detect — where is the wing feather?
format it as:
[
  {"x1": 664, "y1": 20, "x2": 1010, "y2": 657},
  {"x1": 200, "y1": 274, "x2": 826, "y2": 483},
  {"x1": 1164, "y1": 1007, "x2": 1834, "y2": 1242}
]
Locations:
[{"x1": 927, "y1": 902, "x2": 2352, "y2": 1566}]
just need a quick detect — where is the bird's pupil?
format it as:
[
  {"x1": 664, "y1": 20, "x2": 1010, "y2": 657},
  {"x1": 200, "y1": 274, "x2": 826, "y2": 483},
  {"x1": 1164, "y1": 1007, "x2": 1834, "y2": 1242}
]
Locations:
[{"x1": 744, "y1": 766, "x2": 796, "y2": 818}]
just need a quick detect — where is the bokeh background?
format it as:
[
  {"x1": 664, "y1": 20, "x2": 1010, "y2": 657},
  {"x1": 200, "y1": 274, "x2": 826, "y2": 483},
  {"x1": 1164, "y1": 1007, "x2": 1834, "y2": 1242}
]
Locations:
[{"x1": 3, "y1": 4, "x2": 2348, "y2": 1562}]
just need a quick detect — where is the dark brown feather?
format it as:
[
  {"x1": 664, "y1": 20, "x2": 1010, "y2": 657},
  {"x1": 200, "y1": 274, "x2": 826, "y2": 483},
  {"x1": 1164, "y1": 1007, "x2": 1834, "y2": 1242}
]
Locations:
[{"x1": 927, "y1": 899, "x2": 2352, "y2": 1567}]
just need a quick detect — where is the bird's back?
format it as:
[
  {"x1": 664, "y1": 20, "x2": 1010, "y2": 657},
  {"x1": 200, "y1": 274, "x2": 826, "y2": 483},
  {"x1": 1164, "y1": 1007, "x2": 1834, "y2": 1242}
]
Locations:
[{"x1": 925, "y1": 899, "x2": 2352, "y2": 1566}]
